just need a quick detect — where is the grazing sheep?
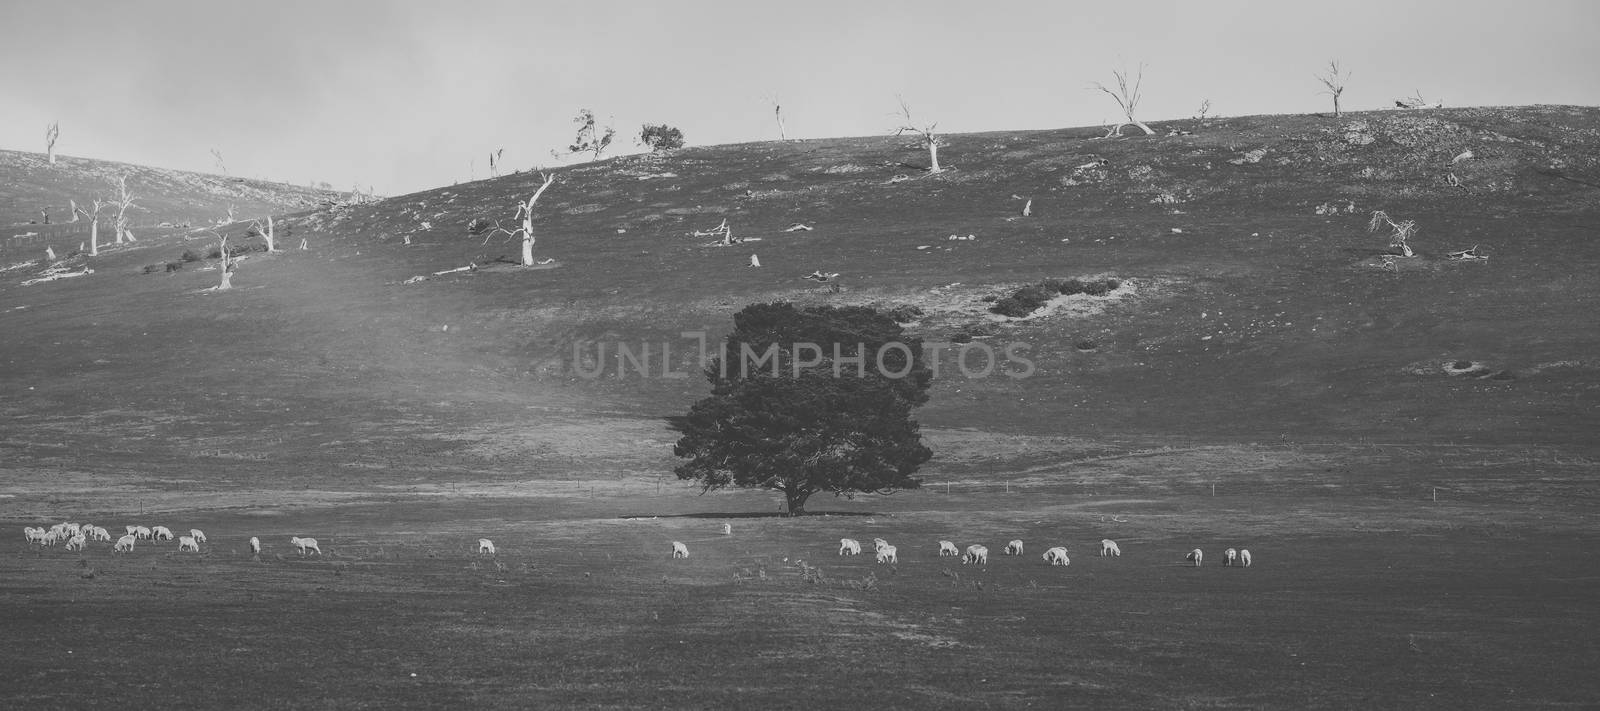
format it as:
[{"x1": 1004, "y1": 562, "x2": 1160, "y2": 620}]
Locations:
[
  {"x1": 1004, "y1": 539, "x2": 1025, "y2": 556},
  {"x1": 64, "y1": 534, "x2": 87, "y2": 551},
  {"x1": 114, "y1": 535, "x2": 136, "y2": 553},
  {"x1": 1099, "y1": 539, "x2": 1122, "y2": 557},
  {"x1": 125, "y1": 525, "x2": 139, "y2": 537},
  {"x1": 876, "y1": 545, "x2": 898, "y2": 564},
  {"x1": 1223, "y1": 548, "x2": 1238, "y2": 567},
  {"x1": 134, "y1": 526, "x2": 152, "y2": 540},
  {"x1": 1043, "y1": 546, "x2": 1071, "y2": 566},
  {"x1": 671, "y1": 541, "x2": 689, "y2": 559},
  {"x1": 189, "y1": 529, "x2": 207, "y2": 543},
  {"x1": 963, "y1": 544, "x2": 989, "y2": 565},
  {"x1": 1240, "y1": 549, "x2": 1253, "y2": 567},
  {"x1": 177, "y1": 536, "x2": 200, "y2": 552},
  {"x1": 838, "y1": 538, "x2": 862, "y2": 555},
  {"x1": 1187, "y1": 548, "x2": 1203, "y2": 567},
  {"x1": 40, "y1": 530, "x2": 60, "y2": 546},
  {"x1": 872, "y1": 538, "x2": 890, "y2": 553},
  {"x1": 478, "y1": 538, "x2": 496, "y2": 555},
  {"x1": 722, "y1": 523, "x2": 732, "y2": 535},
  {"x1": 151, "y1": 526, "x2": 174, "y2": 541},
  {"x1": 249, "y1": 536, "x2": 260, "y2": 556},
  {"x1": 23, "y1": 527, "x2": 44, "y2": 544},
  {"x1": 88, "y1": 526, "x2": 112, "y2": 542},
  {"x1": 938, "y1": 540, "x2": 960, "y2": 557},
  {"x1": 290, "y1": 536, "x2": 322, "y2": 555}
]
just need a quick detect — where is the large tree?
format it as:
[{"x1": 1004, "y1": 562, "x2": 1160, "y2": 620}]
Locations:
[{"x1": 673, "y1": 303, "x2": 933, "y2": 515}]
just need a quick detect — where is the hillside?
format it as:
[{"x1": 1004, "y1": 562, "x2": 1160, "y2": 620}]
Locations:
[
  {"x1": 4, "y1": 106, "x2": 1600, "y2": 709},
  {"x1": 2, "y1": 105, "x2": 1598, "y2": 490},
  {"x1": 0, "y1": 148, "x2": 340, "y2": 238}
]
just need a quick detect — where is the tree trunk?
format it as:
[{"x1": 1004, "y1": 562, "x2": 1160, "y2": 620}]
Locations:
[
  {"x1": 1132, "y1": 120, "x2": 1156, "y2": 136},
  {"x1": 264, "y1": 215, "x2": 277, "y2": 252},
  {"x1": 89, "y1": 221, "x2": 98, "y2": 256},
  {"x1": 927, "y1": 141, "x2": 941, "y2": 173},
  {"x1": 783, "y1": 487, "x2": 813, "y2": 516},
  {"x1": 520, "y1": 213, "x2": 535, "y2": 266},
  {"x1": 1333, "y1": 95, "x2": 1342, "y2": 118}
]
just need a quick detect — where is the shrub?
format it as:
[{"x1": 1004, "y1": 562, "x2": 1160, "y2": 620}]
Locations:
[
  {"x1": 989, "y1": 284, "x2": 1056, "y2": 317},
  {"x1": 639, "y1": 123, "x2": 685, "y2": 151},
  {"x1": 1057, "y1": 278, "x2": 1086, "y2": 295},
  {"x1": 180, "y1": 250, "x2": 202, "y2": 262},
  {"x1": 886, "y1": 305, "x2": 923, "y2": 323}
]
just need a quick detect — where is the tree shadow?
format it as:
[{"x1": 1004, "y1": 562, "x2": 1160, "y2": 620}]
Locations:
[{"x1": 618, "y1": 511, "x2": 877, "y2": 520}]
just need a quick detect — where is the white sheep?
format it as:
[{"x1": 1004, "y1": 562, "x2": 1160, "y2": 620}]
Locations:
[
  {"x1": 151, "y1": 526, "x2": 174, "y2": 541},
  {"x1": 40, "y1": 530, "x2": 60, "y2": 546},
  {"x1": 1187, "y1": 548, "x2": 1203, "y2": 567},
  {"x1": 134, "y1": 526, "x2": 152, "y2": 540},
  {"x1": 963, "y1": 544, "x2": 989, "y2": 565},
  {"x1": 189, "y1": 529, "x2": 207, "y2": 543},
  {"x1": 876, "y1": 544, "x2": 898, "y2": 564},
  {"x1": 478, "y1": 538, "x2": 496, "y2": 555},
  {"x1": 125, "y1": 524, "x2": 139, "y2": 536},
  {"x1": 1004, "y1": 539, "x2": 1025, "y2": 556},
  {"x1": 1042, "y1": 546, "x2": 1070, "y2": 566},
  {"x1": 290, "y1": 536, "x2": 322, "y2": 555},
  {"x1": 722, "y1": 523, "x2": 732, "y2": 535},
  {"x1": 1099, "y1": 539, "x2": 1122, "y2": 557},
  {"x1": 1223, "y1": 548, "x2": 1238, "y2": 567},
  {"x1": 88, "y1": 526, "x2": 112, "y2": 542},
  {"x1": 1240, "y1": 549, "x2": 1253, "y2": 567},
  {"x1": 23, "y1": 526, "x2": 44, "y2": 544},
  {"x1": 177, "y1": 536, "x2": 200, "y2": 552},
  {"x1": 838, "y1": 538, "x2": 862, "y2": 555},
  {"x1": 114, "y1": 534, "x2": 136, "y2": 553},
  {"x1": 872, "y1": 537, "x2": 890, "y2": 553},
  {"x1": 64, "y1": 534, "x2": 87, "y2": 551},
  {"x1": 671, "y1": 541, "x2": 689, "y2": 558},
  {"x1": 938, "y1": 540, "x2": 960, "y2": 557},
  {"x1": 249, "y1": 536, "x2": 261, "y2": 556}
]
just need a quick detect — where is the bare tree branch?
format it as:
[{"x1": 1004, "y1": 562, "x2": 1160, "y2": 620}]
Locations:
[
  {"x1": 1315, "y1": 60, "x2": 1351, "y2": 117},
  {"x1": 1091, "y1": 63, "x2": 1155, "y2": 137},
  {"x1": 891, "y1": 96, "x2": 945, "y2": 173}
]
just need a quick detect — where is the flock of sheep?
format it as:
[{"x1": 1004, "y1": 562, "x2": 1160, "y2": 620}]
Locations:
[
  {"x1": 668, "y1": 529, "x2": 1255, "y2": 568},
  {"x1": 21, "y1": 521, "x2": 324, "y2": 558},
  {"x1": 24, "y1": 521, "x2": 1254, "y2": 573}
]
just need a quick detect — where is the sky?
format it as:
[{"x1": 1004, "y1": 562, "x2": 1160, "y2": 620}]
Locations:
[{"x1": 1, "y1": 0, "x2": 1595, "y2": 197}]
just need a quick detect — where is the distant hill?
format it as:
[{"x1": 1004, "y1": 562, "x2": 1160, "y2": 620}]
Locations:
[
  {"x1": 1, "y1": 105, "x2": 1597, "y2": 480},
  {"x1": 0, "y1": 148, "x2": 341, "y2": 231}
]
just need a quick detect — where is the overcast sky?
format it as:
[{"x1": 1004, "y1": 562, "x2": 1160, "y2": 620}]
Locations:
[{"x1": 1, "y1": 0, "x2": 1594, "y2": 196}]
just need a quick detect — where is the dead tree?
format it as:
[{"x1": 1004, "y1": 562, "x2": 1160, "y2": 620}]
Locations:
[
  {"x1": 212, "y1": 148, "x2": 228, "y2": 176},
  {"x1": 489, "y1": 148, "x2": 504, "y2": 178},
  {"x1": 1091, "y1": 64, "x2": 1156, "y2": 137},
  {"x1": 482, "y1": 173, "x2": 556, "y2": 266},
  {"x1": 216, "y1": 234, "x2": 234, "y2": 291},
  {"x1": 218, "y1": 203, "x2": 236, "y2": 226},
  {"x1": 765, "y1": 92, "x2": 788, "y2": 141},
  {"x1": 74, "y1": 198, "x2": 106, "y2": 256},
  {"x1": 68, "y1": 199, "x2": 79, "y2": 222},
  {"x1": 46, "y1": 122, "x2": 59, "y2": 165},
  {"x1": 248, "y1": 215, "x2": 282, "y2": 252},
  {"x1": 110, "y1": 176, "x2": 138, "y2": 244},
  {"x1": 1316, "y1": 60, "x2": 1351, "y2": 118},
  {"x1": 892, "y1": 96, "x2": 945, "y2": 174},
  {"x1": 1369, "y1": 210, "x2": 1417, "y2": 257}
]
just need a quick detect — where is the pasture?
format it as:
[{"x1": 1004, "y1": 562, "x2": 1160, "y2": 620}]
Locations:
[{"x1": 5, "y1": 460, "x2": 1598, "y2": 708}]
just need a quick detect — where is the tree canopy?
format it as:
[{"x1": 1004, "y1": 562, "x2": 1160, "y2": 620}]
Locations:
[{"x1": 673, "y1": 302, "x2": 933, "y2": 514}]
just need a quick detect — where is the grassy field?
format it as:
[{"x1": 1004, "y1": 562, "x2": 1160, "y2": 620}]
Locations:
[{"x1": 3, "y1": 106, "x2": 1599, "y2": 708}]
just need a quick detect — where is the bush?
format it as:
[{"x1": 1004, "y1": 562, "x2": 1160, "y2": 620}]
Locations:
[
  {"x1": 639, "y1": 123, "x2": 685, "y2": 151},
  {"x1": 181, "y1": 250, "x2": 202, "y2": 262},
  {"x1": 989, "y1": 284, "x2": 1056, "y2": 317},
  {"x1": 886, "y1": 305, "x2": 924, "y2": 323}
]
